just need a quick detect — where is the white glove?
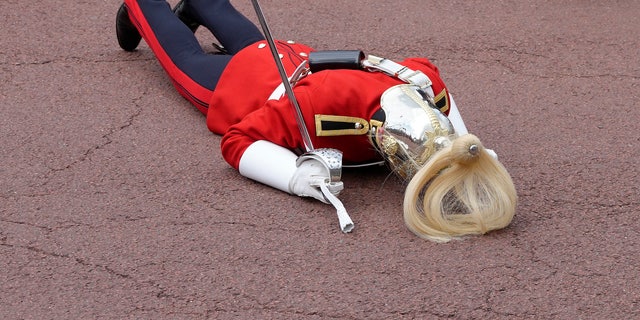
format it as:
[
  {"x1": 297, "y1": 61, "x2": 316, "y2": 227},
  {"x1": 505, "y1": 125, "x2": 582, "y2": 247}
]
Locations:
[
  {"x1": 239, "y1": 141, "x2": 353, "y2": 233},
  {"x1": 289, "y1": 159, "x2": 343, "y2": 203}
]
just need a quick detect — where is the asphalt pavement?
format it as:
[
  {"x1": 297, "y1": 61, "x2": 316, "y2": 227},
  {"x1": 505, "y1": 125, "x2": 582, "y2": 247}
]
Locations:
[{"x1": 1, "y1": 0, "x2": 639, "y2": 318}]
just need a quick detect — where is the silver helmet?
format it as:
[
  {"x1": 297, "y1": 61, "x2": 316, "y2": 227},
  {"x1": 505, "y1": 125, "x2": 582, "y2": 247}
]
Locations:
[{"x1": 371, "y1": 84, "x2": 456, "y2": 179}]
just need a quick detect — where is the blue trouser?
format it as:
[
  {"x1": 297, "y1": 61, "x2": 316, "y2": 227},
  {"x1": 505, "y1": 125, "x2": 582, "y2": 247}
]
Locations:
[{"x1": 125, "y1": 0, "x2": 264, "y2": 112}]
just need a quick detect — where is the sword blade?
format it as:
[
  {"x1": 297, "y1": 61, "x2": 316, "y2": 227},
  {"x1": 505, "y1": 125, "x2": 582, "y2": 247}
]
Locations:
[{"x1": 250, "y1": 0, "x2": 314, "y2": 152}]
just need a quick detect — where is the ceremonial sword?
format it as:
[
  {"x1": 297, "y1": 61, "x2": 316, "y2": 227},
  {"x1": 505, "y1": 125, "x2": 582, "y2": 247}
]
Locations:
[
  {"x1": 250, "y1": 0, "x2": 314, "y2": 152},
  {"x1": 249, "y1": 0, "x2": 354, "y2": 233}
]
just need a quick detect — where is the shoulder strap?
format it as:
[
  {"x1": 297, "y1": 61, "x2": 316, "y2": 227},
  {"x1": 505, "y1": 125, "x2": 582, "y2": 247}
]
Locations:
[{"x1": 362, "y1": 55, "x2": 435, "y2": 97}]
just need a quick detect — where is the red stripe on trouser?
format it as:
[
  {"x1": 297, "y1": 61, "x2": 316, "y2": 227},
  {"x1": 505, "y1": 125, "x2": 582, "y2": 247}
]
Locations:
[{"x1": 124, "y1": 0, "x2": 211, "y2": 115}]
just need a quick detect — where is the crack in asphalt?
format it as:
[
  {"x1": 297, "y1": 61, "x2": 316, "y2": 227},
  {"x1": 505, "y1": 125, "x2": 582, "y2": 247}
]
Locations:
[
  {"x1": 3, "y1": 55, "x2": 155, "y2": 67},
  {"x1": 0, "y1": 242, "x2": 131, "y2": 279},
  {"x1": 22, "y1": 93, "x2": 145, "y2": 195},
  {"x1": 50, "y1": 96, "x2": 143, "y2": 174},
  {"x1": 0, "y1": 218, "x2": 53, "y2": 233}
]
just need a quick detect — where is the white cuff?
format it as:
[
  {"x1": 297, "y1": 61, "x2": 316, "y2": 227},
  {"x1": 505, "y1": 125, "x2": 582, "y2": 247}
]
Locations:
[
  {"x1": 448, "y1": 94, "x2": 469, "y2": 136},
  {"x1": 238, "y1": 140, "x2": 298, "y2": 193}
]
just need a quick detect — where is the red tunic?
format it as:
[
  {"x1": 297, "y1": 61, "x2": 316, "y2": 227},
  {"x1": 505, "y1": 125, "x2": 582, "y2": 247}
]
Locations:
[{"x1": 207, "y1": 40, "x2": 450, "y2": 169}]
